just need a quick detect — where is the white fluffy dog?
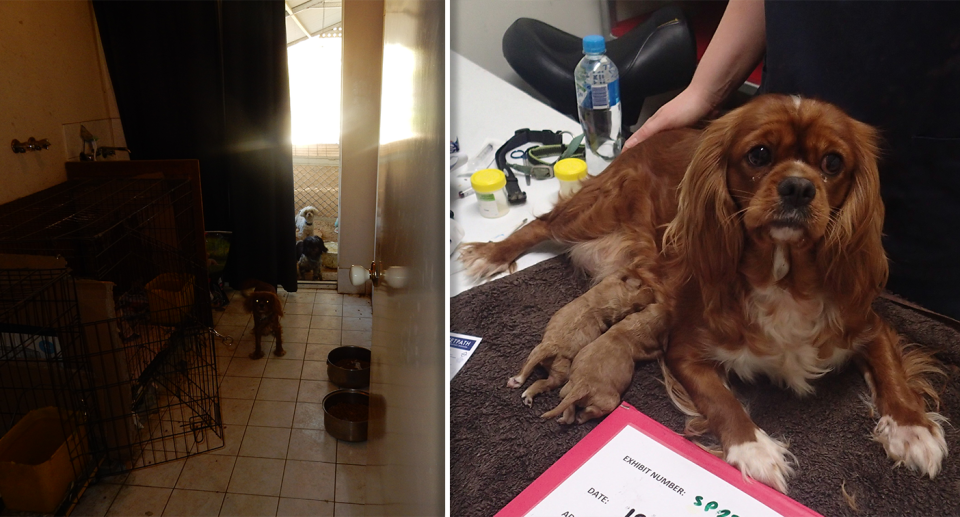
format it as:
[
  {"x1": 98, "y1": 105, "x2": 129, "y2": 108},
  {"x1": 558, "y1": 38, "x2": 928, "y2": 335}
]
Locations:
[{"x1": 295, "y1": 206, "x2": 319, "y2": 240}]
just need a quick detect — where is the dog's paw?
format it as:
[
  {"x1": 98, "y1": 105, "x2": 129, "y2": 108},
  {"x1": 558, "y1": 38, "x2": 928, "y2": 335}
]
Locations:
[
  {"x1": 273, "y1": 347, "x2": 287, "y2": 357},
  {"x1": 557, "y1": 406, "x2": 576, "y2": 425},
  {"x1": 873, "y1": 414, "x2": 948, "y2": 478},
  {"x1": 519, "y1": 384, "x2": 540, "y2": 406},
  {"x1": 725, "y1": 429, "x2": 795, "y2": 494},
  {"x1": 458, "y1": 243, "x2": 514, "y2": 279},
  {"x1": 249, "y1": 350, "x2": 265, "y2": 360},
  {"x1": 506, "y1": 376, "x2": 523, "y2": 389}
]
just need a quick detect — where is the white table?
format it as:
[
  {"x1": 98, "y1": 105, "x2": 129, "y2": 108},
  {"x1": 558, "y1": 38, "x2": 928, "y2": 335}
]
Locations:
[{"x1": 450, "y1": 53, "x2": 584, "y2": 297}]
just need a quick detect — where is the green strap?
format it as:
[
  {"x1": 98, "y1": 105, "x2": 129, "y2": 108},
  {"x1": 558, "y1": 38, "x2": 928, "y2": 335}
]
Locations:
[
  {"x1": 560, "y1": 134, "x2": 584, "y2": 160},
  {"x1": 527, "y1": 139, "x2": 586, "y2": 165},
  {"x1": 508, "y1": 134, "x2": 586, "y2": 184}
]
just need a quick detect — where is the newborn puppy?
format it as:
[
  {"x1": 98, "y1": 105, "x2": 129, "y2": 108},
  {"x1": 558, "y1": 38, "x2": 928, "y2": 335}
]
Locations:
[
  {"x1": 542, "y1": 303, "x2": 666, "y2": 424},
  {"x1": 507, "y1": 274, "x2": 654, "y2": 406}
]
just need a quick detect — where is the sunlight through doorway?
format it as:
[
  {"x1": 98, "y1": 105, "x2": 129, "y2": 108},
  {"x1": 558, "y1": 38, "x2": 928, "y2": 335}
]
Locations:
[{"x1": 286, "y1": 1, "x2": 342, "y2": 285}]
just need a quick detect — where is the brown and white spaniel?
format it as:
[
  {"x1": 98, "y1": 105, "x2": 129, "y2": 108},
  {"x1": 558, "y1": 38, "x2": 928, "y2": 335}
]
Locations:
[
  {"x1": 241, "y1": 279, "x2": 286, "y2": 360},
  {"x1": 459, "y1": 94, "x2": 946, "y2": 493}
]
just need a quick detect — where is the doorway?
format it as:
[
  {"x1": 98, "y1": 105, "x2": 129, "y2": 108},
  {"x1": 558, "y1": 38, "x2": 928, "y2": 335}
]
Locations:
[{"x1": 285, "y1": 1, "x2": 343, "y2": 286}]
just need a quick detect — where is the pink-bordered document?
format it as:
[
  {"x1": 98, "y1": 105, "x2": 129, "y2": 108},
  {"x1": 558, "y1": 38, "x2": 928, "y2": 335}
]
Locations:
[{"x1": 497, "y1": 402, "x2": 822, "y2": 517}]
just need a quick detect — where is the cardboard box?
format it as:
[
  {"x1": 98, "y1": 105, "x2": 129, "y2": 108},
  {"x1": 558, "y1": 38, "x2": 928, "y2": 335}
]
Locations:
[
  {"x1": 0, "y1": 407, "x2": 89, "y2": 514},
  {"x1": 73, "y1": 279, "x2": 136, "y2": 466},
  {"x1": 0, "y1": 255, "x2": 138, "y2": 467}
]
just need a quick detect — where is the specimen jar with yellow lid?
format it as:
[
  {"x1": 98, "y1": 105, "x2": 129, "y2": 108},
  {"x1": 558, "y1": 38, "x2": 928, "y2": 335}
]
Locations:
[
  {"x1": 470, "y1": 169, "x2": 510, "y2": 218},
  {"x1": 554, "y1": 158, "x2": 588, "y2": 198}
]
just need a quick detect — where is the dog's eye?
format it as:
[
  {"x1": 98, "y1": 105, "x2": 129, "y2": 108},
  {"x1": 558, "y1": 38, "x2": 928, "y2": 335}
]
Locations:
[
  {"x1": 746, "y1": 146, "x2": 772, "y2": 167},
  {"x1": 821, "y1": 153, "x2": 844, "y2": 175}
]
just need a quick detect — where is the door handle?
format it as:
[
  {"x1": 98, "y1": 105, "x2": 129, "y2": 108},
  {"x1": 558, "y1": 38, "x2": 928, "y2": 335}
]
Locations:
[
  {"x1": 351, "y1": 262, "x2": 381, "y2": 287},
  {"x1": 350, "y1": 262, "x2": 408, "y2": 289}
]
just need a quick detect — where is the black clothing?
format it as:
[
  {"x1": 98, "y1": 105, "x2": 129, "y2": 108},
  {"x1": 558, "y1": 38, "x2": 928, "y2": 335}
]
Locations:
[{"x1": 762, "y1": 1, "x2": 960, "y2": 318}]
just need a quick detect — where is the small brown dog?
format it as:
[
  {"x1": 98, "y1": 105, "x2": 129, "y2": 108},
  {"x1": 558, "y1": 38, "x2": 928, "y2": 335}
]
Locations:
[
  {"x1": 241, "y1": 280, "x2": 285, "y2": 360},
  {"x1": 541, "y1": 303, "x2": 665, "y2": 424},
  {"x1": 507, "y1": 273, "x2": 654, "y2": 406}
]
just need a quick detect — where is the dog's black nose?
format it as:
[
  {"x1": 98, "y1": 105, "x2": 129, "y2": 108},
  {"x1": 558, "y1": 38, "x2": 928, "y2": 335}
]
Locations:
[{"x1": 777, "y1": 177, "x2": 816, "y2": 207}]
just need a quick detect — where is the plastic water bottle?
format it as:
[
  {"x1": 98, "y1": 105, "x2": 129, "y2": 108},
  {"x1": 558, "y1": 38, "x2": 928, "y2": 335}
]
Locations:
[{"x1": 575, "y1": 35, "x2": 622, "y2": 175}]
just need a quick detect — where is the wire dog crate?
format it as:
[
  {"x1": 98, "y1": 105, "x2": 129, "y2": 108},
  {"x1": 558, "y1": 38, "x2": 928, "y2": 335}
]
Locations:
[
  {"x1": 0, "y1": 178, "x2": 212, "y2": 323},
  {"x1": 77, "y1": 303, "x2": 222, "y2": 474},
  {"x1": 0, "y1": 268, "x2": 99, "y2": 513},
  {"x1": 0, "y1": 178, "x2": 223, "y2": 490}
]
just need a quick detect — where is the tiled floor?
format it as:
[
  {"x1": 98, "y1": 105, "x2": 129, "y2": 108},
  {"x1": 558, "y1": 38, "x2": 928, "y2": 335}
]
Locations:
[{"x1": 72, "y1": 288, "x2": 372, "y2": 517}]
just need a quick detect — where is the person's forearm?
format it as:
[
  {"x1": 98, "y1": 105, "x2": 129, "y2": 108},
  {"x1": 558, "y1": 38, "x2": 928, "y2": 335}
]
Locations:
[
  {"x1": 689, "y1": 0, "x2": 766, "y2": 109},
  {"x1": 622, "y1": 0, "x2": 766, "y2": 149}
]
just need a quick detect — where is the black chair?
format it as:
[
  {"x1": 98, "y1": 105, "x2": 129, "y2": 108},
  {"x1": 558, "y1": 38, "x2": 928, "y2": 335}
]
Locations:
[{"x1": 503, "y1": 4, "x2": 697, "y2": 135}]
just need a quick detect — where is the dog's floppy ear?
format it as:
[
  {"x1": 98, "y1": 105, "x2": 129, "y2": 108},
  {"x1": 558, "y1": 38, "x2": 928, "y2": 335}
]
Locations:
[
  {"x1": 663, "y1": 112, "x2": 743, "y2": 335},
  {"x1": 818, "y1": 119, "x2": 888, "y2": 316},
  {"x1": 270, "y1": 292, "x2": 284, "y2": 318},
  {"x1": 296, "y1": 239, "x2": 304, "y2": 258}
]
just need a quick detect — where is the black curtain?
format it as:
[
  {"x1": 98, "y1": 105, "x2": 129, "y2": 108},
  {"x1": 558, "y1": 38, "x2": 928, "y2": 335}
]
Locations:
[{"x1": 93, "y1": 0, "x2": 297, "y2": 292}]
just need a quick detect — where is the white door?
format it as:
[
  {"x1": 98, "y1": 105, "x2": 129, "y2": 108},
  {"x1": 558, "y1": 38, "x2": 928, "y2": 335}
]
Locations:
[{"x1": 363, "y1": 0, "x2": 445, "y2": 515}]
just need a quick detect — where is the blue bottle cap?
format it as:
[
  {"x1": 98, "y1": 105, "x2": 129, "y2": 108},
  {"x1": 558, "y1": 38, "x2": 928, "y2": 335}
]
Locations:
[{"x1": 582, "y1": 35, "x2": 606, "y2": 54}]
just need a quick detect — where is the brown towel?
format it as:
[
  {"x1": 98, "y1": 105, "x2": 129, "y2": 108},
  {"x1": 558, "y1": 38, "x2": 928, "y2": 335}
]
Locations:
[{"x1": 451, "y1": 256, "x2": 960, "y2": 517}]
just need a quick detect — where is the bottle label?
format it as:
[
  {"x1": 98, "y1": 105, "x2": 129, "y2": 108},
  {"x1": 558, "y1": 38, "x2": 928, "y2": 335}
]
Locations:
[
  {"x1": 607, "y1": 78, "x2": 620, "y2": 108},
  {"x1": 576, "y1": 66, "x2": 620, "y2": 110},
  {"x1": 591, "y1": 82, "x2": 609, "y2": 109}
]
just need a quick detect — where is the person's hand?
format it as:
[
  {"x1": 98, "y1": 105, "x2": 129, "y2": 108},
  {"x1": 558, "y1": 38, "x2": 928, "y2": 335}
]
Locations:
[{"x1": 623, "y1": 88, "x2": 716, "y2": 150}]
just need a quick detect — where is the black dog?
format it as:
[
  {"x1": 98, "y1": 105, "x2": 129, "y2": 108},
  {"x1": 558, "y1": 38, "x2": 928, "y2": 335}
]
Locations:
[{"x1": 296, "y1": 235, "x2": 328, "y2": 280}]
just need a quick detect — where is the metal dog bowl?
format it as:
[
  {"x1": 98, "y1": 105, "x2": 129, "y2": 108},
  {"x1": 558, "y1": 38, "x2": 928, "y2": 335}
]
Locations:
[
  {"x1": 322, "y1": 389, "x2": 368, "y2": 442},
  {"x1": 327, "y1": 346, "x2": 371, "y2": 388}
]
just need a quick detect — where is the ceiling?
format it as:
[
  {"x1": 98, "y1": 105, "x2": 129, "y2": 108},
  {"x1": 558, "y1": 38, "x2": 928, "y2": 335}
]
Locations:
[{"x1": 285, "y1": 0, "x2": 342, "y2": 46}]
